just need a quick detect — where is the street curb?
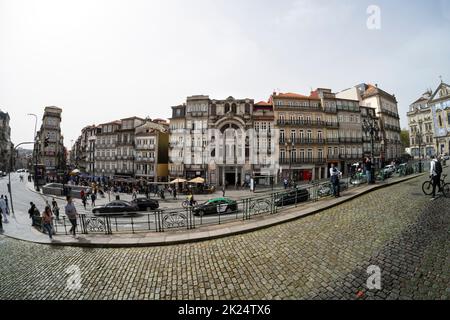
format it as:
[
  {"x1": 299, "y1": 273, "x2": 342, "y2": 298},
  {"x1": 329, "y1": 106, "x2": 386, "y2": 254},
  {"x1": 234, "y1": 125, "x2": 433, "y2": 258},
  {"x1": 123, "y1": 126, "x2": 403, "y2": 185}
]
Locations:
[{"x1": 3, "y1": 173, "x2": 426, "y2": 248}]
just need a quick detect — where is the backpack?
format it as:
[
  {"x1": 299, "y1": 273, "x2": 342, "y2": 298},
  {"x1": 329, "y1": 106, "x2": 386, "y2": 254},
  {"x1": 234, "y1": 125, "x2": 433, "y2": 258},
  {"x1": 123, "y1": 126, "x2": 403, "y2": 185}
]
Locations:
[{"x1": 435, "y1": 160, "x2": 443, "y2": 175}]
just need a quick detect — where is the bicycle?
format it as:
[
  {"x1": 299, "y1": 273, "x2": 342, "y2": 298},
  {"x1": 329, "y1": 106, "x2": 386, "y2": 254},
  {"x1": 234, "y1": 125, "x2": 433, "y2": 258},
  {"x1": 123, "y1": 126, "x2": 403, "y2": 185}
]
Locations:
[
  {"x1": 182, "y1": 197, "x2": 198, "y2": 208},
  {"x1": 422, "y1": 174, "x2": 450, "y2": 197}
]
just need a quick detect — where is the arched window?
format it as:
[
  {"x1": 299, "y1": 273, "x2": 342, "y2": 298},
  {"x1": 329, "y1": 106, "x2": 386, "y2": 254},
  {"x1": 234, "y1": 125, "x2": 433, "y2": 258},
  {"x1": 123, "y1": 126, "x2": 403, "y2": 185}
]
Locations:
[
  {"x1": 210, "y1": 104, "x2": 216, "y2": 116},
  {"x1": 224, "y1": 103, "x2": 230, "y2": 113},
  {"x1": 439, "y1": 115, "x2": 443, "y2": 127},
  {"x1": 231, "y1": 103, "x2": 237, "y2": 114}
]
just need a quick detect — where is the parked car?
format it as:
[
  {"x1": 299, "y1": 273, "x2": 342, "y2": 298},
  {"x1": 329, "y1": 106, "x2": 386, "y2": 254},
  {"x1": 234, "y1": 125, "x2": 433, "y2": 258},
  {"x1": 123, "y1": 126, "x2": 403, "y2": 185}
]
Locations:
[
  {"x1": 383, "y1": 165, "x2": 396, "y2": 177},
  {"x1": 92, "y1": 201, "x2": 139, "y2": 215},
  {"x1": 193, "y1": 198, "x2": 238, "y2": 216},
  {"x1": 130, "y1": 198, "x2": 159, "y2": 211},
  {"x1": 275, "y1": 188, "x2": 310, "y2": 207}
]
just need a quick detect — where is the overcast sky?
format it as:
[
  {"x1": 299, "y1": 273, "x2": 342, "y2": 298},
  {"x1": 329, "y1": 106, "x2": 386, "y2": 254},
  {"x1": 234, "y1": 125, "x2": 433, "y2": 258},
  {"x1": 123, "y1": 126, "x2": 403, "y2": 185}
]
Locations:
[{"x1": 1, "y1": 0, "x2": 449, "y2": 148}]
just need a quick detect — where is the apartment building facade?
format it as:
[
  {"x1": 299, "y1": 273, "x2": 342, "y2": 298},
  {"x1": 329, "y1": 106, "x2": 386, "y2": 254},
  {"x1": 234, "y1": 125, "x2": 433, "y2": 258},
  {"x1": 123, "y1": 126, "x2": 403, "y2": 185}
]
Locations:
[
  {"x1": 407, "y1": 90, "x2": 435, "y2": 158},
  {"x1": 337, "y1": 84, "x2": 402, "y2": 163},
  {"x1": 134, "y1": 120, "x2": 169, "y2": 182},
  {"x1": 429, "y1": 81, "x2": 450, "y2": 155}
]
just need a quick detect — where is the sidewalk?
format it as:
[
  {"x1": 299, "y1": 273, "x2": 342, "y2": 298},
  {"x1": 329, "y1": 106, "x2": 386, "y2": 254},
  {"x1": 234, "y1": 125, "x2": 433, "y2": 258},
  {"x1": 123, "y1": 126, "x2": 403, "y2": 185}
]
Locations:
[{"x1": 3, "y1": 173, "x2": 424, "y2": 247}]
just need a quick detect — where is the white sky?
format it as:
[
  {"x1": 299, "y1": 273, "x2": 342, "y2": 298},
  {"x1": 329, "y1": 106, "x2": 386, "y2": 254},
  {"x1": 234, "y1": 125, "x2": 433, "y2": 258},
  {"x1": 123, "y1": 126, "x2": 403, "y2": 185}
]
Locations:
[{"x1": 1, "y1": 0, "x2": 450, "y2": 148}]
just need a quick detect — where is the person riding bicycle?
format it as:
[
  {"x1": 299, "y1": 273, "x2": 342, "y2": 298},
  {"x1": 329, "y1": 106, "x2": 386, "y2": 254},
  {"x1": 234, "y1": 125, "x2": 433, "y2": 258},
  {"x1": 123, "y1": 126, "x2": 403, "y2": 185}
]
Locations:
[{"x1": 188, "y1": 192, "x2": 195, "y2": 206}]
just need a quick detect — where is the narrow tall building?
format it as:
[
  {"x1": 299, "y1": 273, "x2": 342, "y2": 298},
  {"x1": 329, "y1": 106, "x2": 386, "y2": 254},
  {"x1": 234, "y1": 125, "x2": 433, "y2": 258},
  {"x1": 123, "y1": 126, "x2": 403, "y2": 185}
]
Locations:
[
  {"x1": 0, "y1": 110, "x2": 12, "y2": 172},
  {"x1": 337, "y1": 84, "x2": 402, "y2": 164},
  {"x1": 429, "y1": 81, "x2": 450, "y2": 155},
  {"x1": 36, "y1": 106, "x2": 64, "y2": 179}
]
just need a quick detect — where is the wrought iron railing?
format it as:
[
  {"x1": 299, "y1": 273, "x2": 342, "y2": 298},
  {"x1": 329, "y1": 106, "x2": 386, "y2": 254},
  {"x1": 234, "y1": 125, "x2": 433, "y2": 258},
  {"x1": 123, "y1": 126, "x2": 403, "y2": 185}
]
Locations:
[{"x1": 47, "y1": 161, "x2": 425, "y2": 236}]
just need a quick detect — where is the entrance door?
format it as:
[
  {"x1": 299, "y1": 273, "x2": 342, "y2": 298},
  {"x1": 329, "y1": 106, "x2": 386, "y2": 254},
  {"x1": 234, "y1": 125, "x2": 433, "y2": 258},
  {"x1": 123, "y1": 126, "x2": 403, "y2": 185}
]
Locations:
[{"x1": 225, "y1": 173, "x2": 236, "y2": 186}]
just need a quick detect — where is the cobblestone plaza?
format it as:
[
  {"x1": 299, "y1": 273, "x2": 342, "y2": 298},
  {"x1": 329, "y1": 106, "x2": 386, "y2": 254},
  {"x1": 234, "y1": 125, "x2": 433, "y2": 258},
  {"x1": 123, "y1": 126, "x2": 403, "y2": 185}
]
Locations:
[{"x1": 0, "y1": 171, "x2": 448, "y2": 300}]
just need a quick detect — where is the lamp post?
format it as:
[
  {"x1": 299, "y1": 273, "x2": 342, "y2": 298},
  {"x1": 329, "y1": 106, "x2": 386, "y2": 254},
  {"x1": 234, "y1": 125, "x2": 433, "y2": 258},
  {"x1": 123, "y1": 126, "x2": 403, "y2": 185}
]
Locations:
[
  {"x1": 362, "y1": 113, "x2": 380, "y2": 184},
  {"x1": 28, "y1": 113, "x2": 39, "y2": 191},
  {"x1": 415, "y1": 120, "x2": 424, "y2": 173}
]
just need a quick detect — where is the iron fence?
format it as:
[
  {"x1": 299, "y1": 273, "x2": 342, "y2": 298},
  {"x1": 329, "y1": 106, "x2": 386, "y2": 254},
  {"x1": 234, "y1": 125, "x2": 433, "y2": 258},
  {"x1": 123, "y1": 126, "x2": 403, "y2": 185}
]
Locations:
[{"x1": 47, "y1": 161, "x2": 425, "y2": 236}]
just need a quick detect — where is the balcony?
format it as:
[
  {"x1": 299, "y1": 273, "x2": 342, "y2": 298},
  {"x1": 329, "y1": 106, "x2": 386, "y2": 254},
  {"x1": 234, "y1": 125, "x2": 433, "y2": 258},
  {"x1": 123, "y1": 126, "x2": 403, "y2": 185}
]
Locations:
[
  {"x1": 135, "y1": 157, "x2": 155, "y2": 163},
  {"x1": 339, "y1": 154, "x2": 363, "y2": 160},
  {"x1": 380, "y1": 109, "x2": 400, "y2": 119},
  {"x1": 279, "y1": 158, "x2": 326, "y2": 165},
  {"x1": 339, "y1": 138, "x2": 363, "y2": 144},
  {"x1": 136, "y1": 144, "x2": 156, "y2": 150},
  {"x1": 384, "y1": 124, "x2": 401, "y2": 132},
  {"x1": 116, "y1": 155, "x2": 135, "y2": 161},
  {"x1": 279, "y1": 138, "x2": 337, "y2": 145},
  {"x1": 117, "y1": 141, "x2": 135, "y2": 147},
  {"x1": 277, "y1": 120, "x2": 339, "y2": 128}
]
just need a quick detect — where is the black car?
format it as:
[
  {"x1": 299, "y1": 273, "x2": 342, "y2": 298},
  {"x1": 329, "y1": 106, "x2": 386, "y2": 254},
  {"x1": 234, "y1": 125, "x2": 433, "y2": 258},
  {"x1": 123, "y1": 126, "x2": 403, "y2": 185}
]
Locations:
[
  {"x1": 193, "y1": 198, "x2": 238, "y2": 216},
  {"x1": 131, "y1": 198, "x2": 159, "y2": 211},
  {"x1": 92, "y1": 201, "x2": 139, "y2": 215},
  {"x1": 275, "y1": 189, "x2": 310, "y2": 207}
]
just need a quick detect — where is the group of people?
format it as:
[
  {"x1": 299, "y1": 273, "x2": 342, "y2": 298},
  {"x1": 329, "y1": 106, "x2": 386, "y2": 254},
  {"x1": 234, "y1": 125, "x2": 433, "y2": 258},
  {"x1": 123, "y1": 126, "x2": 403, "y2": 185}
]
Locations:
[{"x1": 28, "y1": 196, "x2": 79, "y2": 240}]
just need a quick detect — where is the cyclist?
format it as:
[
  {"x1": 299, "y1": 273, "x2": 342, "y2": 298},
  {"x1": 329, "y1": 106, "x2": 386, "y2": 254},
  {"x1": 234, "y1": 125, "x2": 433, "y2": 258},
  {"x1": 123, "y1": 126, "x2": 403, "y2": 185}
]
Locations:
[{"x1": 430, "y1": 155, "x2": 443, "y2": 200}]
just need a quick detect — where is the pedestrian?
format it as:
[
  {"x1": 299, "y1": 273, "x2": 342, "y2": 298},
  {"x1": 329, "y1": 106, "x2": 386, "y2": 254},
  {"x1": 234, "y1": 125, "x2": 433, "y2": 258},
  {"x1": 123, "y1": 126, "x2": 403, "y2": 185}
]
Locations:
[
  {"x1": 154, "y1": 184, "x2": 159, "y2": 197},
  {"x1": 42, "y1": 206, "x2": 54, "y2": 240},
  {"x1": 330, "y1": 164, "x2": 342, "y2": 198},
  {"x1": 28, "y1": 202, "x2": 39, "y2": 226},
  {"x1": 51, "y1": 198, "x2": 60, "y2": 220},
  {"x1": 4, "y1": 195, "x2": 9, "y2": 215},
  {"x1": 145, "y1": 186, "x2": 150, "y2": 199},
  {"x1": 365, "y1": 157, "x2": 373, "y2": 184},
  {"x1": 173, "y1": 187, "x2": 177, "y2": 200},
  {"x1": 283, "y1": 178, "x2": 288, "y2": 189},
  {"x1": 65, "y1": 196, "x2": 78, "y2": 237},
  {"x1": 132, "y1": 189, "x2": 137, "y2": 200},
  {"x1": 222, "y1": 184, "x2": 226, "y2": 197},
  {"x1": 430, "y1": 155, "x2": 443, "y2": 200},
  {"x1": 80, "y1": 189, "x2": 85, "y2": 200},
  {"x1": 82, "y1": 195, "x2": 87, "y2": 210},
  {"x1": 160, "y1": 188, "x2": 165, "y2": 200},
  {"x1": 0, "y1": 196, "x2": 8, "y2": 223},
  {"x1": 91, "y1": 193, "x2": 96, "y2": 207}
]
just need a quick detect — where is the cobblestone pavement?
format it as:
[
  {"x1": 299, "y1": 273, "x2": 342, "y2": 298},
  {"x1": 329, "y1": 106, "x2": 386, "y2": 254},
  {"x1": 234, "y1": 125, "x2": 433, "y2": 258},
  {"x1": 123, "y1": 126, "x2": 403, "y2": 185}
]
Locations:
[{"x1": 0, "y1": 172, "x2": 448, "y2": 300}]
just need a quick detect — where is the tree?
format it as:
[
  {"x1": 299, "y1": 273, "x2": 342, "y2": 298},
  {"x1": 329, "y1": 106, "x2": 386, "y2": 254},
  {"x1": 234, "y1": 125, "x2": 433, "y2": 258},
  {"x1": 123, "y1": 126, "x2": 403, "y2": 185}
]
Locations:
[{"x1": 400, "y1": 129, "x2": 410, "y2": 148}]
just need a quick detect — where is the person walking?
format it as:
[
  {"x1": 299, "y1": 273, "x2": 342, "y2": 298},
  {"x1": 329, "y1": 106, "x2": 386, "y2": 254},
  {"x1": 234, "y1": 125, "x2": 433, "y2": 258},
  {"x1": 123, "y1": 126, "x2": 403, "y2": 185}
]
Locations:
[
  {"x1": 51, "y1": 198, "x2": 60, "y2": 220},
  {"x1": 65, "y1": 196, "x2": 78, "y2": 237},
  {"x1": 0, "y1": 196, "x2": 8, "y2": 223},
  {"x1": 28, "y1": 202, "x2": 40, "y2": 226},
  {"x1": 4, "y1": 195, "x2": 9, "y2": 214},
  {"x1": 329, "y1": 164, "x2": 342, "y2": 198},
  {"x1": 42, "y1": 206, "x2": 54, "y2": 240},
  {"x1": 173, "y1": 187, "x2": 177, "y2": 200},
  {"x1": 430, "y1": 155, "x2": 443, "y2": 200},
  {"x1": 365, "y1": 157, "x2": 373, "y2": 184},
  {"x1": 132, "y1": 189, "x2": 137, "y2": 200},
  {"x1": 90, "y1": 193, "x2": 97, "y2": 207},
  {"x1": 82, "y1": 195, "x2": 87, "y2": 210},
  {"x1": 222, "y1": 184, "x2": 226, "y2": 197}
]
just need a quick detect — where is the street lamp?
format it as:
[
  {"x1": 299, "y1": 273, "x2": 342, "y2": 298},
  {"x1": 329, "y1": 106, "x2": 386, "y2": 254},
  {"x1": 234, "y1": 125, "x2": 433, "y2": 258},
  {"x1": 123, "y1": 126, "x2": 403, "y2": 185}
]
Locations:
[
  {"x1": 284, "y1": 141, "x2": 294, "y2": 183},
  {"x1": 362, "y1": 113, "x2": 380, "y2": 183},
  {"x1": 415, "y1": 120, "x2": 424, "y2": 173},
  {"x1": 28, "y1": 113, "x2": 39, "y2": 191}
]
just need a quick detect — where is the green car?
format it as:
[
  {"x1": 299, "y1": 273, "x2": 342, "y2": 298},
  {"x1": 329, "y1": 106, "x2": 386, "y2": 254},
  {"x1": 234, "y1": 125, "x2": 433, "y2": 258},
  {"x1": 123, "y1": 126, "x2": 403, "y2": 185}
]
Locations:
[{"x1": 193, "y1": 198, "x2": 238, "y2": 216}]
